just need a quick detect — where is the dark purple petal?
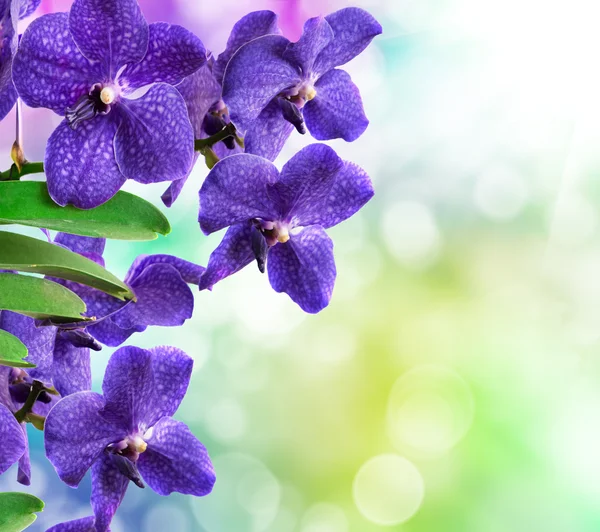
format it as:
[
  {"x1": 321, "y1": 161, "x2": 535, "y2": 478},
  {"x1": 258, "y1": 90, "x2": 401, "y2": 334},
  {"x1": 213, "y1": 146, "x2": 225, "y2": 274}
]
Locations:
[
  {"x1": 244, "y1": 99, "x2": 293, "y2": 161},
  {"x1": 12, "y1": 12, "x2": 104, "y2": 113},
  {"x1": 111, "y1": 264, "x2": 194, "y2": 329},
  {"x1": 138, "y1": 417, "x2": 215, "y2": 496},
  {"x1": 198, "y1": 154, "x2": 280, "y2": 234},
  {"x1": 0, "y1": 311, "x2": 56, "y2": 383},
  {"x1": 101, "y1": 346, "x2": 193, "y2": 432},
  {"x1": 177, "y1": 65, "x2": 221, "y2": 138},
  {"x1": 161, "y1": 178, "x2": 188, "y2": 208},
  {"x1": 52, "y1": 336, "x2": 91, "y2": 396},
  {"x1": 0, "y1": 366, "x2": 15, "y2": 411},
  {"x1": 126, "y1": 255, "x2": 205, "y2": 285},
  {"x1": 54, "y1": 233, "x2": 106, "y2": 257},
  {"x1": 45, "y1": 391, "x2": 122, "y2": 487},
  {"x1": 69, "y1": 0, "x2": 148, "y2": 78},
  {"x1": 45, "y1": 116, "x2": 125, "y2": 209},
  {"x1": 221, "y1": 34, "x2": 301, "y2": 134},
  {"x1": 213, "y1": 10, "x2": 280, "y2": 84},
  {"x1": 87, "y1": 318, "x2": 144, "y2": 348},
  {"x1": 313, "y1": 7, "x2": 382, "y2": 75},
  {"x1": 0, "y1": 76, "x2": 17, "y2": 122},
  {"x1": 91, "y1": 454, "x2": 129, "y2": 532},
  {"x1": 268, "y1": 225, "x2": 336, "y2": 313},
  {"x1": 283, "y1": 16, "x2": 333, "y2": 76},
  {"x1": 18, "y1": 0, "x2": 41, "y2": 19},
  {"x1": 17, "y1": 428, "x2": 30, "y2": 485},
  {"x1": 116, "y1": 83, "x2": 194, "y2": 184},
  {"x1": 46, "y1": 516, "x2": 97, "y2": 532},
  {"x1": 304, "y1": 69, "x2": 368, "y2": 141},
  {"x1": 199, "y1": 222, "x2": 255, "y2": 290},
  {"x1": 274, "y1": 143, "x2": 343, "y2": 220},
  {"x1": 120, "y1": 22, "x2": 206, "y2": 90},
  {"x1": 0, "y1": 404, "x2": 25, "y2": 475}
]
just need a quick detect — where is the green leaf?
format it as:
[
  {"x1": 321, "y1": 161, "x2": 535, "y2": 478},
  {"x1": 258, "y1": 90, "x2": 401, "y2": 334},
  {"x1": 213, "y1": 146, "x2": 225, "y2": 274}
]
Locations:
[
  {"x1": 0, "y1": 492, "x2": 44, "y2": 532},
  {"x1": 0, "y1": 181, "x2": 170, "y2": 240},
  {"x1": 0, "y1": 273, "x2": 89, "y2": 323},
  {"x1": 0, "y1": 330, "x2": 33, "y2": 368},
  {"x1": 0, "y1": 231, "x2": 133, "y2": 300}
]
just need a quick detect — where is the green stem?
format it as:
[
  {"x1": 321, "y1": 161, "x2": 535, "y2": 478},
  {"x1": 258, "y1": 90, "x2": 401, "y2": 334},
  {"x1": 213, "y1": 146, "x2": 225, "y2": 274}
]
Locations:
[
  {"x1": 0, "y1": 161, "x2": 44, "y2": 181},
  {"x1": 14, "y1": 380, "x2": 44, "y2": 423},
  {"x1": 195, "y1": 123, "x2": 237, "y2": 151}
]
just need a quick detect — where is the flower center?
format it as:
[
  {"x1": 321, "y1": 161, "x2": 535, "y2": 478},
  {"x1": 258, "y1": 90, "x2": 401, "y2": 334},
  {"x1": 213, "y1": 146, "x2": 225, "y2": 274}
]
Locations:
[
  {"x1": 105, "y1": 433, "x2": 147, "y2": 488},
  {"x1": 250, "y1": 219, "x2": 291, "y2": 272},
  {"x1": 276, "y1": 83, "x2": 316, "y2": 135},
  {"x1": 65, "y1": 83, "x2": 119, "y2": 129}
]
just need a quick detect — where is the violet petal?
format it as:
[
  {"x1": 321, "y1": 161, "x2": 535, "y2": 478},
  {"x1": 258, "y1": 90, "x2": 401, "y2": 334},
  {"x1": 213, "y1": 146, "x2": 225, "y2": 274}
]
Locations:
[{"x1": 268, "y1": 225, "x2": 336, "y2": 313}]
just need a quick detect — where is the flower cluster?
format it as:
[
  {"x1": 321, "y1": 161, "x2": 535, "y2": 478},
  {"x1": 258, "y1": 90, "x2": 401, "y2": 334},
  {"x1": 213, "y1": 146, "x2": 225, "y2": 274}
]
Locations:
[{"x1": 0, "y1": 0, "x2": 381, "y2": 529}]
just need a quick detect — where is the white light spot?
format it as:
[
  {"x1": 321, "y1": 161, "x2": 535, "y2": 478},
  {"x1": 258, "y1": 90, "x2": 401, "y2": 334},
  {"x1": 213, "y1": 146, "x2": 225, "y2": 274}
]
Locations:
[
  {"x1": 381, "y1": 201, "x2": 441, "y2": 269},
  {"x1": 387, "y1": 365, "x2": 475, "y2": 459},
  {"x1": 353, "y1": 454, "x2": 424, "y2": 526}
]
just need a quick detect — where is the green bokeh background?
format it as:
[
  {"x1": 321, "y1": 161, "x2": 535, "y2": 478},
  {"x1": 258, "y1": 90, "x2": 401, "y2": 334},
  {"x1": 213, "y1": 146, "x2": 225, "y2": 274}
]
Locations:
[{"x1": 2, "y1": 0, "x2": 600, "y2": 530}]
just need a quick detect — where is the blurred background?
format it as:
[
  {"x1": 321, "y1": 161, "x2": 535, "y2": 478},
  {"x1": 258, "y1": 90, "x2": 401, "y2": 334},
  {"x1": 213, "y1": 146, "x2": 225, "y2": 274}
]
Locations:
[{"x1": 2, "y1": 0, "x2": 600, "y2": 530}]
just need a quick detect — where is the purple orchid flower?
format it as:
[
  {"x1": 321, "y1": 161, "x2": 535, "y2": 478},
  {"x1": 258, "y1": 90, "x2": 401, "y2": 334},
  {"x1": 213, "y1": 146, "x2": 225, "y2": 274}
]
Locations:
[
  {"x1": 221, "y1": 7, "x2": 382, "y2": 161},
  {"x1": 198, "y1": 143, "x2": 373, "y2": 313},
  {"x1": 45, "y1": 345, "x2": 215, "y2": 532},
  {"x1": 0, "y1": 0, "x2": 41, "y2": 120},
  {"x1": 50, "y1": 232, "x2": 204, "y2": 346},
  {"x1": 0, "y1": 303, "x2": 92, "y2": 485},
  {"x1": 161, "y1": 10, "x2": 281, "y2": 207},
  {"x1": 12, "y1": 0, "x2": 206, "y2": 208}
]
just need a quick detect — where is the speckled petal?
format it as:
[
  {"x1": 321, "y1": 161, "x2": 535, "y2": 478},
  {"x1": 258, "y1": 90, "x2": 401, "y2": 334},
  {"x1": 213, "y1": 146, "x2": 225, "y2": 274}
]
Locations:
[
  {"x1": 244, "y1": 99, "x2": 293, "y2": 161},
  {"x1": 221, "y1": 34, "x2": 301, "y2": 134},
  {"x1": 138, "y1": 416, "x2": 215, "y2": 496},
  {"x1": 45, "y1": 391, "x2": 121, "y2": 487},
  {"x1": 18, "y1": 0, "x2": 41, "y2": 19},
  {"x1": 198, "y1": 154, "x2": 280, "y2": 234},
  {"x1": 87, "y1": 318, "x2": 145, "y2": 348},
  {"x1": 55, "y1": 233, "x2": 106, "y2": 256},
  {"x1": 0, "y1": 404, "x2": 25, "y2": 476},
  {"x1": 126, "y1": 255, "x2": 205, "y2": 285},
  {"x1": 52, "y1": 336, "x2": 91, "y2": 397},
  {"x1": 120, "y1": 22, "x2": 205, "y2": 90},
  {"x1": 0, "y1": 311, "x2": 56, "y2": 383},
  {"x1": 101, "y1": 346, "x2": 193, "y2": 432},
  {"x1": 115, "y1": 83, "x2": 194, "y2": 184},
  {"x1": 91, "y1": 454, "x2": 129, "y2": 532},
  {"x1": 0, "y1": 3, "x2": 17, "y2": 121},
  {"x1": 304, "y1": 69, "x2": 368, "y2": 142},
  {"x1": 46, "y1": 516, "x2": 97, "y2": 532},
  {"x1": 0, "y1": 79, "x2": 17, "y2": 122},
  {"x1": 213, "y1": 10, "x2": 280, "y2": 84},
  {"x1": 274, "y1": 143, "x2": 343, "y2": 220},
  {"x1": 268, "y1": 225, "x2": 336, "y2": 313},
  {"x1": 178, "y1": 65, "x2": 221, "y2": 137},
  {"x1": 283, "y1": 16, "x2": 333, "y2": 76},
  {"x1": 17, "y1": 432, "x2": 30, "y2": 485},
  {"x1": 12, "y1": 12, "x2": 105, "y2": 113},
  {"x1": 69, "y1": 0, "x2": 148, "y2": 78},
  {"x1": 199, "y1": 222, "x2": 255, "y2": 290},
  {"x1": 45, "y1": 116, "x2": 125, "y2": 209},
  {"x1": 111, "y1": 263, "x2": 194, "y2": 329},
  {"x1": 313, "y1": 7, "x2": 383, "y2": 75}
]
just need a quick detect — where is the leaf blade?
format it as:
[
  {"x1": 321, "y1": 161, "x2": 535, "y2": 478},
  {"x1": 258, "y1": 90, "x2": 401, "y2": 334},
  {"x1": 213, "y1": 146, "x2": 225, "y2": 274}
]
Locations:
[
  {"x1": 0, "y1": 181, "x2": 170, "y2": 240},
  {"x1": 0, "y1": 231, "x2": 133, "y2": 300},
  {"x1": 0, "y1": 330, "x2": 33, "y2": 368},
  {"x1": 0, "y1": 273, "x2": 89, "y2": 323},
  {"x1": 0, "y1": 492, "x2": 44, "y2": 532}
]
